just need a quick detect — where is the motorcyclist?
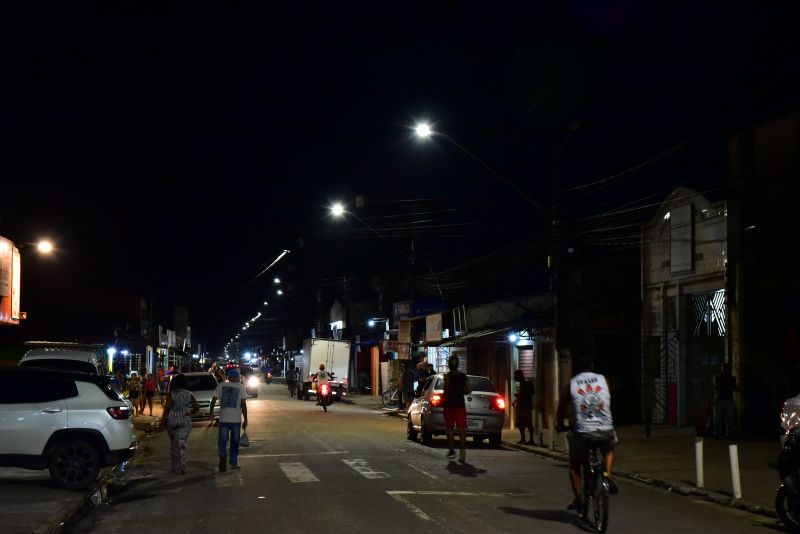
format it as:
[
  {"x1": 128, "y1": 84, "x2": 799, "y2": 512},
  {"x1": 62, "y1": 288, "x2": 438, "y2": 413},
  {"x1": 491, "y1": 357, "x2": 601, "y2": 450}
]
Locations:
[{"x1": 314, "y1": 364, "x2": 331, "y2": 406}]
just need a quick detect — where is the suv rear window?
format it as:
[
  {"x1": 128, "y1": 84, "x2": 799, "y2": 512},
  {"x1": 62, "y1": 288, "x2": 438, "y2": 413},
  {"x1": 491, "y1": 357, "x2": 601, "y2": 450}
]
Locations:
[
  {"x1": 433, "y1": 376, "x2": 496, "y2": 393},
  {"x1": 20, "y1": 359, "x2": 98, "y2": 374},
  {"x1": 1, "y1": 376, "x2": 79, "y2": 403},
  {"x1": 182, "y1": 375, "x2": 218, "y2": 392}
]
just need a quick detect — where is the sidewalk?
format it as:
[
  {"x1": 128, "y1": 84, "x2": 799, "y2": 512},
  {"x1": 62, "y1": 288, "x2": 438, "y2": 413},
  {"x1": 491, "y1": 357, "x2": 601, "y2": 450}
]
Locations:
[{"x1": 502, "y1": 425, "x2": 780, "y2": 517}]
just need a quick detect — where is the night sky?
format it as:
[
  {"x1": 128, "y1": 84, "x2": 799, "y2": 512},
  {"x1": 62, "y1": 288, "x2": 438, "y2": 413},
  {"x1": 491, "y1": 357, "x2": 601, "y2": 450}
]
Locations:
[{"x1": 1, "y1": 2, "x2": 797, "y2": 352}]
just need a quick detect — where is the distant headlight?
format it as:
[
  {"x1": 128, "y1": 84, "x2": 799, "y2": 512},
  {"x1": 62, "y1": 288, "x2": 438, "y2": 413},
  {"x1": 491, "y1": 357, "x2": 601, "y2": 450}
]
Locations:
[{"x1": 248, "y1": 376, "x2": 259, "y2": 387}]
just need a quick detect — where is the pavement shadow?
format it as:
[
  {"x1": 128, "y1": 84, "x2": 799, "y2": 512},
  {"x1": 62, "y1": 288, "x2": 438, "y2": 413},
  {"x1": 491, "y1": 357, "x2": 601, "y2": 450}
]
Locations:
[
  {"x1": 498, "y1": 507, "x2": 589, "y2": 530},
  {"x1": 446, "y1": 461, "x2": 487, "y2": 477}
]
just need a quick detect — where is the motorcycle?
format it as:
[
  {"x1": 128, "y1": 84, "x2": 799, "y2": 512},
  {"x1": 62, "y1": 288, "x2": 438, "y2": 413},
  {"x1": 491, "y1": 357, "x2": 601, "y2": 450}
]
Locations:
[
  {"x1": 265, "y1": 371, "x2": 272, "y2": 385},
  {"x1": 317, "y1": 382, "x2": 331, "y2": 412},
  {"x1": 777, "y1": 394, "x2": 800, "y2": 532}
]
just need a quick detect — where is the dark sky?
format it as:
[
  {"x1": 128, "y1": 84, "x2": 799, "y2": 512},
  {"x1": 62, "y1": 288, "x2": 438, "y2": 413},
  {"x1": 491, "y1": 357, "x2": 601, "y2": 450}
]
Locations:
[{"x1": 1, "y1": 2, "x2": 798, "y2": 352}]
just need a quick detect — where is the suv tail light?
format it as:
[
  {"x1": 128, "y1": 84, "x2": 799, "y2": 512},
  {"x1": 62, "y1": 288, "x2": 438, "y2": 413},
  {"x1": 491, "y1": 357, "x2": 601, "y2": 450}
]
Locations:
[
  {"x1": 491, "y1": 396, "x2": 506, "y2": 411},
  {"x1": 107, "y1": 406, "x2": 131, "y2": 420},
  {"x1": 430, "y1": 394, "x2": 443, "y2": 407}
]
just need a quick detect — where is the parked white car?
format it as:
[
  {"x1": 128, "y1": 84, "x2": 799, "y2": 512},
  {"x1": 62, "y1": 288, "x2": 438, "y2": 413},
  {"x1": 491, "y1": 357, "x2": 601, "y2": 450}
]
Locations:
[
  {"x1": 19, "y1": 342, "x2": 109, "y2": 376},
  {"x1": 0, "y1": 367, "x2": 136, "y2": 489}
]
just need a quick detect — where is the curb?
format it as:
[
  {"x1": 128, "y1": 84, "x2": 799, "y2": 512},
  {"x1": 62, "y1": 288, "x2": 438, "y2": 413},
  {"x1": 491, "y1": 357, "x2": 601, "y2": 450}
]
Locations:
[{"x1": 502, "y1": 440, "x2": 778, "y2": 520}]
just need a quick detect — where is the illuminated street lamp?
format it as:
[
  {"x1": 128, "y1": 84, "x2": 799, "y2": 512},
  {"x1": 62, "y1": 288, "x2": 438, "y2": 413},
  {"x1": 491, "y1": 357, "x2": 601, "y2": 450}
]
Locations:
[
  {"x1": 36, "y1": 240, "x2": 54, "y2": 254},
  {"x1": 276, "y1": 289, "x2": 284, "y2": 296},
  {"x1": 414, "y1": 123, "x2": 433, "y2": 138},
  {"x1": 273, "y1": 277, "x2": 281, "y2": 284},
  {"x1": 331, "y1": 203, "x2": 345, "y2": 217}
]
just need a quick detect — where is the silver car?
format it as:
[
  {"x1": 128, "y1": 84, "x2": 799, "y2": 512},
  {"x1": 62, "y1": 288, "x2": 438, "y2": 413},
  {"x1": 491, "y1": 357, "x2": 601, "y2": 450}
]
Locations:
[
  {"x1": 168, "y1": 372, "x2": 221, "y2": 421},
  {"x1": 406, "y1": 373, "x2": 506, "y2": 447}
]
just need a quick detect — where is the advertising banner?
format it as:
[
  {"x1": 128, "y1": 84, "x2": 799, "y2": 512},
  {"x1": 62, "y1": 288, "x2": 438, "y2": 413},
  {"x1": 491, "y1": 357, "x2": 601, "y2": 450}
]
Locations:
[
  {"x1": 398, "y1": 320, "x2": 411, "y2": 344},
  {"x1": 11, "y1": 247, "x2": 20, "y2": 321},
  {"x1": 425, "y1": 313, "x2": 442, "y2": 343},
  {"x1": 0, "y1": 237, "x2": 11, "y2": 297}
]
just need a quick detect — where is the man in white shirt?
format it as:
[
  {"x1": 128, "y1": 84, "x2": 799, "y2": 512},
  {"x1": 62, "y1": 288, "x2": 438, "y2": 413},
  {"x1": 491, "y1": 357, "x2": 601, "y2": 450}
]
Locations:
[
  {"x1": 209, "y1": 368, "x2": 248, "y2": 472},
  {"x1": 314, "y1": 364, "x2": 330, "y2": 406}
]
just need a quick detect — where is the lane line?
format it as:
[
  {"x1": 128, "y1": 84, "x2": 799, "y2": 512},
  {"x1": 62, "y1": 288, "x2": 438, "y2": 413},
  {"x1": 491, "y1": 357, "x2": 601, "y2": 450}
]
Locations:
[
  {"x1": 342, "y1": 458, "x2": 390, "y2": 479},
  {"x1": 387, "y1": 493, "x2": 431, "y2": 522},
  {"x1": 279, "y1": 462, "x2": 319, "y2": 483},
  {"x1": 240, "y1": 451, "x2": 348, "y2": 458},
  {"x1": 407, "y1": 462, "x2": 439, "y2": 480},
  {"x1": 387, "y1": 490, "x2": 535, "y2": 498},
  {"x1": 301, "y1": 427, "x2": 338, "y2": 453}
]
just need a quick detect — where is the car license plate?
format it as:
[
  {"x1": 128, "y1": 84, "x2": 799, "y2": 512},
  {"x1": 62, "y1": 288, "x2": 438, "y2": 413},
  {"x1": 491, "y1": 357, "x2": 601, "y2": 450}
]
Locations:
[{"x1": 467, "y1": 419, "x2": 483, "y2": 430}]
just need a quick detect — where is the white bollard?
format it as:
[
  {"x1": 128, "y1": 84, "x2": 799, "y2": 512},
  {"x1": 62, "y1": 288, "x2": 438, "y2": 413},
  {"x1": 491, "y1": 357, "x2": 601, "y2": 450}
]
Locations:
[
  {"x1": 694, "y1": 437, "x2": 704, "y2": 488},
  {"x1": 548, "y1": 415, "x2": 555, "y2": 450},
  {"x1": 729, "y1": 444, "x2": 742, "y2": 499},
  {"x1": 537, "y1": 412, "x2": 544, "y2": 446}
]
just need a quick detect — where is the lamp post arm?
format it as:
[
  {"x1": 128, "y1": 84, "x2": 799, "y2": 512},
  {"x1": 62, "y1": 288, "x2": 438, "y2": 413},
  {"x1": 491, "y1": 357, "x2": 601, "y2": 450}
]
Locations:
[{"x1": 438, "y1": 133, "x2": 544, "y2": 211}]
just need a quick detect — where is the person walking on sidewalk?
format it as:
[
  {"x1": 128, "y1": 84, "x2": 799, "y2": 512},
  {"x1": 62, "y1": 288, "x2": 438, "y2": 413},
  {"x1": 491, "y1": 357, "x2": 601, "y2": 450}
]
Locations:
[
  {"x1": 161, "y1": 373, "x2": 199, "y2": 475},
  {"x1": 443, "y1": 355, "x2": 471, "y2": 463},
  {"x1": 209, "y1": 369, "x2": 248, "y2": 472},
  {"x1": 128, "y1": 372, "x2": 142, "y2": 417},
  {"x1": 713, "y1": 362, "x2": 737, "y2": 439},
  {"x1": 144, "y1": 373, "x2": 158, "y2": 416},
  {"x1": 512, "y1": 369, "x2": 535, "y2": 444},
  {"x1": 556, "y1": 353, "x2": 618, "y2": 511},
  {"x1": 287, "y1": 366, "x2": 298, "y2": 397}
]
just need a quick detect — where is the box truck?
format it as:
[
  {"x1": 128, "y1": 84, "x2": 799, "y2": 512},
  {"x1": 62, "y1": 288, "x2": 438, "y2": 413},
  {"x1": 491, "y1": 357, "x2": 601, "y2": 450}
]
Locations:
[{"x1": 296, "y1": 338, "x2": 350, "y2": 401}]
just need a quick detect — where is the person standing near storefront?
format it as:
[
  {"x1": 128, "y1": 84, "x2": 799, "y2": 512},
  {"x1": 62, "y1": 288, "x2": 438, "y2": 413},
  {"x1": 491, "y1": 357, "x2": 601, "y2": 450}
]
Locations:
[
  {"x1": 713, "y1": 362, "x2": 737, "y2": 439},
  {"x1": 512, "y1": 369, "x2": 535, "y2": 444}
]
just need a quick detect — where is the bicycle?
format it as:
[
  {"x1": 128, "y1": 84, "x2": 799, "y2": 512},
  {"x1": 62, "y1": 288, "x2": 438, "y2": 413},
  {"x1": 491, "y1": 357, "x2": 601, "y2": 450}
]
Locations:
[
  {"x1": 580, "y1": 437, "x2": 611, "y2": 533},
  {"x1": 381, "y1": 383, "x2": 402, "y2": 409}
]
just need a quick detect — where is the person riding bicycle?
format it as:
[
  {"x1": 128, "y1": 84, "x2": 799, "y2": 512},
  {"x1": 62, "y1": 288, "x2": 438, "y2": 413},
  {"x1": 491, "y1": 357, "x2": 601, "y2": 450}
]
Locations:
[
  {"x1": 556, "y1": 353, "x2": 618, "y2": 511},
  {"x1": 314, "y1": 364, "x2": 331, "y2": 405}
]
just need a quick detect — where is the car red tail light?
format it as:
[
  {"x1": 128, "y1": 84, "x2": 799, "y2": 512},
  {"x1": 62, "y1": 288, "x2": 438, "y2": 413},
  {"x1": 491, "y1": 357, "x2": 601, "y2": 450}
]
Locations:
[
  {"x1": 430, "y1": 394, "x2": 442, "y2": 407},
  {"x1": 491, "y1": 396, "x2": 506, "y2": 411},
  {"x1": 107, "y1": 406, "x2": 131, "y2": 420}
]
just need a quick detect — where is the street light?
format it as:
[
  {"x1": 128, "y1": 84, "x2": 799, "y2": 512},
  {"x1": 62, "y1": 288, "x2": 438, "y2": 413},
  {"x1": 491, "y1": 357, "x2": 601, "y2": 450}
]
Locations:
[
  {"x1": 274, "y1": 277, "x2": 281, "y2": 284},
  {"x1": 276, "y1": 289, "x2": 284, "y2": 296},
  {"x1": 331, "y1": 203, "x2": 345, "y2": 217},
  {"x1": 36, "y1": 240, "x2": 54, "y2": 254},
  {"x1": 414, "y1": 123, "x2": 433, "y2": 138}
]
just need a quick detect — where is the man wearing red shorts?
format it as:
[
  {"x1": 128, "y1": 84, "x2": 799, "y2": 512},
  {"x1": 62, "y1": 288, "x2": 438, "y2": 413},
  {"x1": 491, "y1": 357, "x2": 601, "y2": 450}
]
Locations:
[{"x1": 443, "y1": 355, "x2": 471, "y2": 462}]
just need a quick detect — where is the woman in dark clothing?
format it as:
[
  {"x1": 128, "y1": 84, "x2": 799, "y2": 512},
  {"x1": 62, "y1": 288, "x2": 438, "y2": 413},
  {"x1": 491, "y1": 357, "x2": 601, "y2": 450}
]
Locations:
[{"x1": 513, "y1": 369, "x2": 535, "y2": 444}]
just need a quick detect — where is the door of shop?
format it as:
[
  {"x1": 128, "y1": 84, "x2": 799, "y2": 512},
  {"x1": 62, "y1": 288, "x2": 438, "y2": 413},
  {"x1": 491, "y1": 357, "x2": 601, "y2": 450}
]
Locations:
[{"x1": 686, "y1": 289, "x2": 727, "y2": 433}]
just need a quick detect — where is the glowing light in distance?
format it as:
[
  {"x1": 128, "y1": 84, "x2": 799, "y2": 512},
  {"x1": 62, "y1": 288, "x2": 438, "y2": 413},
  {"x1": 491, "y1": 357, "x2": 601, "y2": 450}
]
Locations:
[{"x1": 415, "y1": 123, "x2": 432, "y2": 138}]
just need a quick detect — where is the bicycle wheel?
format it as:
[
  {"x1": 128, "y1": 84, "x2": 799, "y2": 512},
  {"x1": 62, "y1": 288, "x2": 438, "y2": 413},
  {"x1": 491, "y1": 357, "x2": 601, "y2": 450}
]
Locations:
[
  {"x1": 592, "y1": 474, "x2": 610, "y2": 532},
  {"x1": 382, "y1": 388, "x2": 398, "y2": 408}
]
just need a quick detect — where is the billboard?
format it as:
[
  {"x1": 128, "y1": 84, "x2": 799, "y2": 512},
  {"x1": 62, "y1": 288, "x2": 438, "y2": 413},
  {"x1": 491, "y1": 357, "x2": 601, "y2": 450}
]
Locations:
[{"x1": 0, "y1": 236, "x2": 21, "y2": 326}]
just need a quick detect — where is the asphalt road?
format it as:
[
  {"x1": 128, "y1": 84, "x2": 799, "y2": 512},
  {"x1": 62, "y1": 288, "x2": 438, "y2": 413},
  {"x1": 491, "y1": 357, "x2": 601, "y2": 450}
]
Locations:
[{"x1": 67, "y1": 380, "x2": 781, "y2": 533}]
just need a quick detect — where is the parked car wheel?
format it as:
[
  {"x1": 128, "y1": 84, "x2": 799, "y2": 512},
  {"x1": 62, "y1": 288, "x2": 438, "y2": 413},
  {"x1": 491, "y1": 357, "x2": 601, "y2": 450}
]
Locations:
[
  {"x1": 421, "y1": 423, "x2": 433, "y2": 446},
  {"x1": 407, "y1": 420, "x2": 418, "y2": 441},
  {"x1": 489, "y1": 433, "x2": 502, "y2": 448},
  {"x1": 48, "y1": 439, "x2": 100, "y2": 490}
]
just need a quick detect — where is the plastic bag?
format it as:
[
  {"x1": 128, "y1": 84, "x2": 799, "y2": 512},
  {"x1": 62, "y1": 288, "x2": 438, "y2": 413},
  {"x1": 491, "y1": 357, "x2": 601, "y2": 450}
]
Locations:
[{"x1": 240, "y1": 431, "x2": 250, "y2": 447}]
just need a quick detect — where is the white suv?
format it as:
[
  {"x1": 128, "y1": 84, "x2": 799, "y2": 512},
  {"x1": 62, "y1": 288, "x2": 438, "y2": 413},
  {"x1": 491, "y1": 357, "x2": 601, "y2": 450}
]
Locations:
[{"x1": 0, "y1": 368, "x2": 136, "y2": 489}]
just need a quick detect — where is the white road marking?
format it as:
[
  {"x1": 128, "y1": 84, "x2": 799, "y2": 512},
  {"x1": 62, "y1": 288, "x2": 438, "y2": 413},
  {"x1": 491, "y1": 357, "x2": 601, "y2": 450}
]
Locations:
[
  {"x1": 387, "y1": 493, "x2": 431, "y2": 522},
  {"x1": 240, "y1": 450, "x2": 348, "y2": 458},
  {"x1": 279, "y1": 462, "x2": 319, "y2": 483},
  {"x1": 407, "y1": 462, "x2": 439, "y2": 480},
  {"x1": 342, "y1": 458, "x2": 390, "y2": 479},
  {"x1": 387, "y1": 490, "x2": 535, "y2": 498}
]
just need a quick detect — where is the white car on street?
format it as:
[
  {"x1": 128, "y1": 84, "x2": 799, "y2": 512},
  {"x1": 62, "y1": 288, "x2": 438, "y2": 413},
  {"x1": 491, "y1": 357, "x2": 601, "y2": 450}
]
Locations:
[{"x1": 0, "y1": 367, "x2": 136, "y2": 489}]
